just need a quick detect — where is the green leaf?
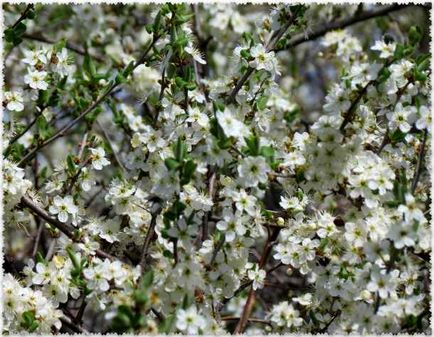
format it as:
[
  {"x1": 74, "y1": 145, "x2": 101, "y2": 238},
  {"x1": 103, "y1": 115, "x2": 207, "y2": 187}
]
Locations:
[
  {"x1": 84, "y1": 106, "x2": 103, "y2": 124},
  {"x1": 36, "y1": 115, "x2": 53, "y2": 140},
  {"x1": 175, "y1": 76, "x2": 186, "y2": 89},
  {"x1": 21, "y1": 311, "x2": 38, "y2": 332},
  {"x1": 393, "y1": 43, "x2": 405, "y2": 59},
  {"x1": 256, "y1": 95, "x2": 268, "y2": 111},
  {"x1": 133, "y1": 290, "x2": 148, "y2": 306},
  {"x1": 165, "y1": 158, "x2": 180, "y2": 171},
  {"x1": 244, "y1": 134, "x2": 260, "y2": 156},
  {"x1": 159, "y1": 314, "x2": 176, "y2": 334},
  {"x1": 389, "y1": 129, "x2": 406, "y2": 143},
  {"x1": 414, "y1": 69, "x2": 427, "y2": 82},
  {"x1": 123, "y1": 61, "x2": 135, "y2": 78},
  {"x1": 212, "y1": 101, "x2": 225, "y2": 112},
  {"x1": 66, "y1": 246, "x2": 80, "y2": 271},
  {"x1": 240, "y1": 49, "x2": 251, "y2": 59},
  {"x1": 416, "y1": 54, "x2": 430, "y2": 71},
  {"x1": 284, "y1": 107, "x2": 300, "y2": 126},
  {"x1": 174, "y1": 137, "x2": 187, "y2": 162},
  {"x1": 162, "y1": 249, "x2": 173, "y2": 258},
  {"x1": 182, "y1": 294, "x2": 191, "y2": 309},
  {"x1": 140, "y1": 270, "x2": 154, "y2": 289},
  {"x1": 83, "y1": 54, "x2": 96, "y2": 79},
  {"x1": 26, "y1": 9, "x2": 35, "y2": 19},
  {"x1": 260, "y1": 146, "x2": 275, "y2": 165},
  {"x1": 4, "y1": 28, "x2": 15, "y2": 42},
  {"x1": 181, "y1": 159, "x2": 196, "y2": 185},
  {"x1": 14, "y1": 22, "x2": 27, "y2": 36},
  {"x1": 409, "y1": 26, "x2": 422, "y2": 45},
  {"x1": 377, "y1": 67, "x2": 391, "y2": 83},
  {"x1": 66, "y1": 155, "x2": 76, "y2": 174},
  {"x1": 110, "y1": 306, "x2": 133, "y2": 334}
]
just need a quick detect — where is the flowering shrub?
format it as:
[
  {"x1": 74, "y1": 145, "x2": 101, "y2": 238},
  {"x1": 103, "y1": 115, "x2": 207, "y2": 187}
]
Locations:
[{"x1": 2, "y1": 3, "x2": 431, "y2": 335}]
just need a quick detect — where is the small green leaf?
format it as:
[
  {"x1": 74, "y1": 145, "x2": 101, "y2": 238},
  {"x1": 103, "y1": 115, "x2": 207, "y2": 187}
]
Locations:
[
  {"x1": 21, "y1": 311, "x2": 38, "y2": 332},
  {"x1": 26, "y1": 9, "x2": 35, "y2": 19},
  {"x1": 181, "y1": 159, "x2": 196, "y2": 185},
  {"x1": 159, "y1": 314, "x2": 176, "y2": 334},
  {"x1": 244, "y1": 134, "x2": 260, "y2": 156},
  {"x1": 393, "y1": 43, "x2": 405, "y2": 59},
  {"x1": 409, "y1": 26, "x2": 422, "y2": 45},
  {"x1": 165, "y1": 158, "x2": 180, "y2": 171},
  {"x1": 14, "y1": 22, "x2": 27, "y2": 36},
  {"x1": 83, "y1": 54, "x2": 96, "y2": 79},
  {"x1": 66, "y1": 155, "x2": 76, "y2": 174},
  {"x1": 66, "y1": 246, "x2": 80, "y2": 271},
  {"x1": 4, "y1": 28, "x2": 15, "y2": 42},
  {"x1": 123, "y1": 61, "x2": 135, "y2": 78},
  {"x1": 256, "y1": 95, "x2": 268, "y2": 111},
  {"x1": 174, "y1": 138, "x2": 187, "y2": 162},
  {"x1": 133, "y1": 290, "x2": 148, "y2": 306},
  {"x1": 140, "y1": 270, "x2": 154, "y2": 289}
]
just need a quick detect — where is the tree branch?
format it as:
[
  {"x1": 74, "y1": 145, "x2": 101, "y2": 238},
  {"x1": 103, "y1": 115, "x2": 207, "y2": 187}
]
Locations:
[
  {"x1": 22, "y1": 32, "x2": 105, "y2": 63},
  {"x1": 59, "y1": 316, "x2": 89, "y2": 334},
  {"x1": 233, "y1": 227, "x2": 281, "y2": 333},
  {"x1": 139, "y1": 203, "x2": 163, "y2": 270},
  {"x1": 18, "y1": 35, "x2": 160, "y2": 167},
  {"x1": 227, "y1": 14, "x2": 295, "y2": 103},
  {"x1": 20, "y1": 195, "x2": 117, "y2": 261},
  {"x1": 10, "y1": 4, "x2": 34, "y2": 30},
  {"x1": 411, "y1": 129, "x2": 428, "y2": 194},
  {"x1": 280, "y1": 4, "x2": 408, "y2": 51}
]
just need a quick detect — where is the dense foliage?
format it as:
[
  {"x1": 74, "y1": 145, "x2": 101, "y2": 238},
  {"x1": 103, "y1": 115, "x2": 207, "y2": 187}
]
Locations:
[{"x1": 2, "y1": 3, "x2": 431, "y2": 334}]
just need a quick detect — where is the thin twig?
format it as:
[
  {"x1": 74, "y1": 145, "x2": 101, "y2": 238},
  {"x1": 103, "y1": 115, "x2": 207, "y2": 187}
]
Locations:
[
  {"x1": 278, "y1": 4, "x2": 408, "y2": 52},
  {"x1": 20, "y1": 195, "x2": 118, "y2": 261},
  {"x1": 96, "y1": 120, "x2": 126, "y2": 174},
  {"x1": 31, "y1": 221, "x2": 44, "y2": 258},
  {"x1": 65, "y1": 158, "x2": 91, "y2": 194},
  {"x1": 11, "y1": 4, "x2": 33, "y2": 29},
  {"x1": 227, "y1": 15, "x2": 295, "y2": 103},
  {"x1": 59, "y1": 316, "x2": 89, "y2": 334},
  {"x1": 234, "y1": 227, "x2": 281, "y2": 333},
  {"x1": 139, "y1": 204, "x2": 163, "y2": 270},
  {"x1": 22, "y1": 32, "x2": 105, "y2": 63},
  {"x1": 201, "y1": 168, "x2": 216, "y2": 243},
  {"x1": 207, "y1": 235, "x2": 225, "y2": 268},
  {"x1": 74, "y1": 295, "x2": 87, "y2": 325},
  {"x1": 5, "y1": 108, "x2": 44, "y2": 152},
  {"x1": 221, "y1": 316, "x2": 272, "y2": 327},
  {"x1": 411, "y1": 129, "x2": 428, "y2": 194}
]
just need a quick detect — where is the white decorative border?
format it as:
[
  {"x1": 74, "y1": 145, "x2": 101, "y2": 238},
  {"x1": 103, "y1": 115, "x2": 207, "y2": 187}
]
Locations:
[{"x1": 0, "y1": 1, "x2": 431, "y2": 337}]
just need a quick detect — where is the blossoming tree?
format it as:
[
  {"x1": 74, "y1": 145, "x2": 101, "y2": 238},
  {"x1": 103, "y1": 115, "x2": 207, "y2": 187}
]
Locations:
[{"x1": 2, "y1": 2, "x2": 431, "y2": 335}]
